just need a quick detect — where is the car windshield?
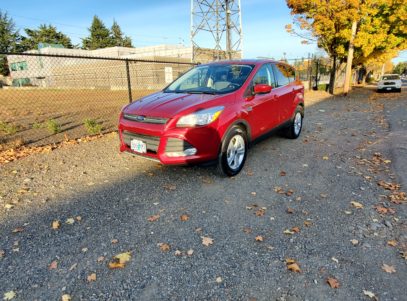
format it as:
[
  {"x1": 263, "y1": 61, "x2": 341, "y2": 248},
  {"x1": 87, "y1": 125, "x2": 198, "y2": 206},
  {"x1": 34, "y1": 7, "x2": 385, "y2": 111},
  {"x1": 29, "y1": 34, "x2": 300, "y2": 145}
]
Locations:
[
  {"x1": 382, "y1": 75, "x2": 400, "y2": 80},
  {"x1": 164, "y1": 64, "x2": 254, "y2": 95}
]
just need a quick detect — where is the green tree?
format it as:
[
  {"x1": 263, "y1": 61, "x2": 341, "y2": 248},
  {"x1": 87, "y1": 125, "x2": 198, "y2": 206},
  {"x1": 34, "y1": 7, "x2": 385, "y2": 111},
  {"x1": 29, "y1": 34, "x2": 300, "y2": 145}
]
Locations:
[
  {"x1": 393, "y1": 62, "x2": 407, "y2": 75},
  {"x1": 21, "y1": 24, "x2": 73, "y2": 50},
  {"x1": 111, "y1": 20, "x2": 132, "y2": 47},
  {"x1": 0, "y1": 10, "x2": 23, "y2": 76},
  {"x1": 82, "y1": 15, "x2": 114, "y2": 50}
]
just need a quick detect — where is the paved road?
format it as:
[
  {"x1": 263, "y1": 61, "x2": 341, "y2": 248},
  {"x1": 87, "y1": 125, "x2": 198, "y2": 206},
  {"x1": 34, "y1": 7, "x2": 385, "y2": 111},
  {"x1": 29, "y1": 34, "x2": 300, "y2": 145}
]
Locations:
[{"x1": 0, "y1": 88, "x2": 406, "y2": 301}]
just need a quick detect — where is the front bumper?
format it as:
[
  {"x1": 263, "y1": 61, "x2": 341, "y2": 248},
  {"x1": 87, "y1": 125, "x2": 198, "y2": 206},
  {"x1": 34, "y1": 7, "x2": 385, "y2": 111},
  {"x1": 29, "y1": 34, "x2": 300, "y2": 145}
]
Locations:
[{"x1": 118, "y1": 118, "x2": 221, "y2": 165}]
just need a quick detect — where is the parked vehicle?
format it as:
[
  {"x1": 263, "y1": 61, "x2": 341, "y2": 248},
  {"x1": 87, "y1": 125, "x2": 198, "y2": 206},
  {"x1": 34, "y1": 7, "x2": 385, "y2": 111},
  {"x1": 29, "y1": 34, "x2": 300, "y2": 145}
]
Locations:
[
  {"x1": 118, "y1": 59, "x2": 304, "y2": 176},
  {"x1": 377, "y1": 74, "x2": 402, "y2": 92}
]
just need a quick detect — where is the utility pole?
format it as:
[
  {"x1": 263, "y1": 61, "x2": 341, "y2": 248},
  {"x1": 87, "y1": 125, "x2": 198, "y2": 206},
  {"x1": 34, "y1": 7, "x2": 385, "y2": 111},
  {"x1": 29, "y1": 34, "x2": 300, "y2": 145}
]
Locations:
[
  {"x1": 225, "y1": 0, "x2": 232, "y2": 59},
  {"x1": 343, "y1": 20, "x2": 357, "y2": 95}
]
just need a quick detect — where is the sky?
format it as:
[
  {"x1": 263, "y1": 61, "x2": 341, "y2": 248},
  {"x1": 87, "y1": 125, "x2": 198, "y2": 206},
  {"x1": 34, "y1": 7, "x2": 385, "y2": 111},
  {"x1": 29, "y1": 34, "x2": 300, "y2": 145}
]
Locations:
[{"x1": 1, "y1": 0, "x2": 405, "y2": 63}]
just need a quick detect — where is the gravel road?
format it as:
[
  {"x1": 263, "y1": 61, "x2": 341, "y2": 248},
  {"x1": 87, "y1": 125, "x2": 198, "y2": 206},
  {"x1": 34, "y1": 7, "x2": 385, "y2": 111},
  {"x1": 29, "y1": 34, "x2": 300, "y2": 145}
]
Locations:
[{"x1": 0, "y1": 88, "x2": 406, "y2": 301}]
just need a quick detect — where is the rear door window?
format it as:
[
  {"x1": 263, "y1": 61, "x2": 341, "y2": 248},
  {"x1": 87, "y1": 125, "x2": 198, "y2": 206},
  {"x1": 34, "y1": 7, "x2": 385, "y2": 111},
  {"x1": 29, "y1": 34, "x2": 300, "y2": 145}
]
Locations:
[{"x1": 272, "y1": 64, "x2": 290, "y2": 87}]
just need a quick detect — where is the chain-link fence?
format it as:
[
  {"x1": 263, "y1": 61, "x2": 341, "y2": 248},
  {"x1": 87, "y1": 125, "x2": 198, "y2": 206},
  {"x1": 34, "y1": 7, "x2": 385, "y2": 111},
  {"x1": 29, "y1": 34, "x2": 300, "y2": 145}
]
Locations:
[{"x1": 0, "y1": 53, "x2": 196, "y2": 150}]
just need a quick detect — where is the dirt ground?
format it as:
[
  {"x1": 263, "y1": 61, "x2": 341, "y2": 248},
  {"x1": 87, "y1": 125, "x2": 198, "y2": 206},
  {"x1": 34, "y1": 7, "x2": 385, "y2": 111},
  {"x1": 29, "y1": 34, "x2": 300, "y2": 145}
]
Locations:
[
  {"x1": 0, "y1": 87, "x2": 406, "y2": 300},
  {"x1": 0, "y1": 89, "x2": 155, "y2": 149}
]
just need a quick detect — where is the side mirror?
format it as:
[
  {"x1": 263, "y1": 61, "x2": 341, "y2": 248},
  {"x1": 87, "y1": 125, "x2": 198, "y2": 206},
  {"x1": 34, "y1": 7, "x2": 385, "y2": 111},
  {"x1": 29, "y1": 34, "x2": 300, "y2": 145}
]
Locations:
[{"x1": 253, "y1": 84, "x2": 272, "y2": 94}]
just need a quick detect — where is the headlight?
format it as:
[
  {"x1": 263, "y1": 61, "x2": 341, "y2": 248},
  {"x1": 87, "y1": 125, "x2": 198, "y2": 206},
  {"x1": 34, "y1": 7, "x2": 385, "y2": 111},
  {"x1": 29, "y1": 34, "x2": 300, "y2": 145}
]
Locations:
[{"x1": 176, "y1": 106, "x2": 224, "y2": 127}]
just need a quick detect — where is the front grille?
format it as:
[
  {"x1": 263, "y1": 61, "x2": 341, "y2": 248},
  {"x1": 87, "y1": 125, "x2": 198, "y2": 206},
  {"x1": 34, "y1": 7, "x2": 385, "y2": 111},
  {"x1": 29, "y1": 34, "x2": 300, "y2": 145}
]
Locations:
[
  {"x1": 165, "y1": 138, "x2": 193, "y2": 153},
  {"x1": 384, "y1": 82, "x2": 395, "y2": 85},
  {"x1": 123, "y1": 113, "x2": 168, "y2": 124},
  {"x1": 122, "y1": 131, "x2": 160, "y2": 153}
]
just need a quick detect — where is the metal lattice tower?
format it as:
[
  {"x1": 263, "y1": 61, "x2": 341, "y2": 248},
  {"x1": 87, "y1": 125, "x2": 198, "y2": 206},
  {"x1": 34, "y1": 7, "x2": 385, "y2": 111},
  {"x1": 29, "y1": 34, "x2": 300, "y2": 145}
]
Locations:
[{"x1": 190, "y1": 0, "x2": 243, "y2": 62}]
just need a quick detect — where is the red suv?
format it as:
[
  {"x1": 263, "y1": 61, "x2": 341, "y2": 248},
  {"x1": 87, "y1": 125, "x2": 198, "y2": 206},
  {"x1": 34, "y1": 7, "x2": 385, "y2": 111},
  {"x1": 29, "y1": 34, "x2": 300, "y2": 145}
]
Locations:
[{"x1": 119, "y1": 59, "x2": 304, "y2": 176}]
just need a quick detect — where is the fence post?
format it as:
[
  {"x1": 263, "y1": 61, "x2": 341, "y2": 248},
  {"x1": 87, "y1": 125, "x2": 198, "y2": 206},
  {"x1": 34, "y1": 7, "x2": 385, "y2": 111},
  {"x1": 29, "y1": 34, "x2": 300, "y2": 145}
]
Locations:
[
  {"x1": 307, "y1": 53, "x2": 312, "y2": 91},
  {"x1": 125, "y1": 59, "x2": 133, "y2": 103}
]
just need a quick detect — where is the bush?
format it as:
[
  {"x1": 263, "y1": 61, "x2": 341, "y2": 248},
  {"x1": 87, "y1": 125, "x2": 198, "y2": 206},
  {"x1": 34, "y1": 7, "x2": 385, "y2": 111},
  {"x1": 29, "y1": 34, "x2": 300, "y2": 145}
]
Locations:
[
  {"x1": 84, "y1": 118, "x2": 102, "y2": 135},
  {"x1": 32, "y1": 122, "x2": 44, "y2": 129},
  {"x1": 0, "y1": 121, "x2": 18, "y2": 135},
  {"x1": 46, "y1": 119, "x2": 61, "y2": 134}
]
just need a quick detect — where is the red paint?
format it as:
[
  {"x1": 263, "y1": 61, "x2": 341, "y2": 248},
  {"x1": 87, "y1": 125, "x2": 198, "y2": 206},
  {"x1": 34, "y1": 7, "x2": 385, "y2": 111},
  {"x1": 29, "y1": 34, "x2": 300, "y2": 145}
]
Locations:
[{"x1": 118, "y1": 59, "x2": 304, "y2": 165}]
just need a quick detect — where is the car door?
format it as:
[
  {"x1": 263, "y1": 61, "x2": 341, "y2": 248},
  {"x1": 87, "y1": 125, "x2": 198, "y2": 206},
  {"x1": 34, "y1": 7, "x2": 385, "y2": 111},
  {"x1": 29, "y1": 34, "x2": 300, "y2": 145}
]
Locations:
[
  {"x1": 271, "y1": 63, "x2": 293, "y2": 124},
  {"x1": 243, "y1": 63, "x2": 279, "y2": 138}
]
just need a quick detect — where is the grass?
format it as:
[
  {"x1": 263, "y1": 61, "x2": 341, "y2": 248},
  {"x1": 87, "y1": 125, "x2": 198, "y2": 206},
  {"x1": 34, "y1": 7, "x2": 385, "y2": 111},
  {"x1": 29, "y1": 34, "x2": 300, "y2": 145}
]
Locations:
[
  {"x1": 84, "y1": 118, "x2": 103, "y2": 135},
  {"x1": 46, "y1": 119, "x2": 61, "y2": 134},
  {"x1": 0, "y1": 121, "x2": 18, "y2": 135},
  {"x1": 32, "y1": 122, "x2": 44, "y2": 129}
]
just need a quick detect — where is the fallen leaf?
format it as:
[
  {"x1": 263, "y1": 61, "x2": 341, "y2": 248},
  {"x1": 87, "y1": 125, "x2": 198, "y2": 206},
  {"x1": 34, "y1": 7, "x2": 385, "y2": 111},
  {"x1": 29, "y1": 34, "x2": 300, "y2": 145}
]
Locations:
[
  {"x1": 180, "y1": 214, "x2": 190, "y2": 221},
  {"x1": 284, "y1": 229, "x2": 295, "y2": 235},
  {"x1": 285, "y1": 258, "x2": 301, "y2": 273},
  {"x1": 280, "y1": 171, "x2": 286, "y2": 176},
  {"x1": 377, "y1": 180, "x2": 400, "y2": 191},
  {"x1": 286, "y1": 208, "x2": 294, "y2": 214},
  {"x1": 187, "y1": 249, "x2": 194, "y2": 256},
  {"x1": 52, "y1": 220, "x2": 61, "y2": 230},
  {"x1": 201, "y1": 236, "x2": 214, "y2": 246},
  {"x1": 350, "y1": 239, "x2": 359, "y2": 246},
  {"x1": 76, "y1": 216, "x2": 82, "y2": 222},
  {"x1": 331, "y1": 257, "x2": 339, "y2": 264},
  {"x1": 4, "y1": 204, "x2": 14, "y2": 210},
  {"x1": 49, "y1": 260, "x2": 58, "y2": 270},
  {"x1": 216, "y1": 276, "x2": 223, "y2": 283},
  {"x1": 97, "y1": 256, "x2": 105, "y2": 263},
  {"x1": 87, "y1": 273, "x2": 97, "y2": 282},
  {"x1": 351, "y1": 201, "x2": 364, "y2": 209},
  {"x1": 255, "y1": 235, "x2": 264, "y2": 242},
  {"x1": 82, "y1": 247, "x2": 88, "y2": 253},
  {"x1": 158, "y1": 243, "x2": 171, "y2": 252},
  {"x1": 387, "y1": 240, "x2": 398, "y2": 247},
  {"x1": 3, "y1": 291, "x2": 16, "y2": 300},
  {"x1": 382, "y1": 263, "x2": 396, "y2": 273},
  {"x1": 0, "y1": 250, "x2": 5, "y2": 258},
  {"x1": 255, "y1": 208, "x2": 266, "y2": 217},
  {"x1": 363, "y1": 290, "x2": 376, "y2": 299},
  {"x1": 147, "y1": 214, "x2": 160, "y2": 222},
  {"x1": 251, "y1": 192, "x2": 257, "y2": 196},
  {"x1": 304, "y1": 220, "x2": 312, "y2": 227},
  {"x1": 327, "y1": 277, "x2": 340, "y2": 288},
  {"x1": 320, "y1": 193, "x2": 328, "y2": 198},
  {"x1": 61, "y1": 294, "x2": 72, "y2": 301},
  {"x1": 12, "y1": 227, "x2": 24, "y2": 233},
  {"x1": 291, "y1": 226, "x2": 300, "y2": 233},
  {"x1": 108, "y1": 251, "x2": 132, "y2": 269},
  {"x1": 285, "y1": 189, "x2": 294, "y2": 196},
  {"x1": 174, "y1": 250, "x2": 182, "y2": 256},
  {"x1": 65, "y1": 218, "x2": 75, "y2": 225},
  {"x1": 323, "y1": 156, "x2": 329, "y2": 160},
  {"x1": 111, "y1": 239, "x2": 118, "y2": 244}
]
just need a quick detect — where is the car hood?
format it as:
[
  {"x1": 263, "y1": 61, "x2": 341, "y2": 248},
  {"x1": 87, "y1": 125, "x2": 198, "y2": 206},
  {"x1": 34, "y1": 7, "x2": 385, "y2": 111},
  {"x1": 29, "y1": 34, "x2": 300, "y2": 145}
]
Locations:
[{"x1": 124, "y1": 92, "x2": 224, "y2": 118}]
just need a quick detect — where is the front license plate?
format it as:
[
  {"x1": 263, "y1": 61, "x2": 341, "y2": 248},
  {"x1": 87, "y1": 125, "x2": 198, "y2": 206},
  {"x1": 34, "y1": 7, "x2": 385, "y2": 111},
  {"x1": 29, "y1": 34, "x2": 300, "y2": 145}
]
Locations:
[
  {"x1": 130, "y1": 139, "x2": 146, "y2": 153},
  {"x1": 386, "y1": 87, "x2": 391, "y2": 90}
]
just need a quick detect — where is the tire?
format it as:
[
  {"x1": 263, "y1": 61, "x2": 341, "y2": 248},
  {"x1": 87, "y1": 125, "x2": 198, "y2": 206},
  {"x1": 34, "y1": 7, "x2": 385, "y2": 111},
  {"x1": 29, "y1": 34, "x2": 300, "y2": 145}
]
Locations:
[
  {"x1": 397, "y1": 88, "x2": 402, "y2": 93},
  {"x1": 283, "y1": 107, "x2": 304, "y2": 139},
  {"x1": 218, "y1": 125, "x2": 248, "y2": 177}
]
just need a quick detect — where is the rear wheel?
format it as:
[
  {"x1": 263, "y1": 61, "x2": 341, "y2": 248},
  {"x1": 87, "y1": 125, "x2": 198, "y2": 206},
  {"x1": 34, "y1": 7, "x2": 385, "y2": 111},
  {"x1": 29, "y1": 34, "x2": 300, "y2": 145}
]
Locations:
[
  {"x1": 283, "y1": 107, "x2": 303, "y2": 139},
  {"x1": 218, "y1": 126, "x2": 248, "y2": 177}
]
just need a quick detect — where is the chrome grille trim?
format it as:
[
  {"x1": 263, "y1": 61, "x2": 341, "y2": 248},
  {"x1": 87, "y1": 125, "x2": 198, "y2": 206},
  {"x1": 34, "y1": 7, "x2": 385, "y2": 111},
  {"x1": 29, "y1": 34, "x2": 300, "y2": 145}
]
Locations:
[{"x1": 123, "y1": 113, "x2": 168, "y2": 124}]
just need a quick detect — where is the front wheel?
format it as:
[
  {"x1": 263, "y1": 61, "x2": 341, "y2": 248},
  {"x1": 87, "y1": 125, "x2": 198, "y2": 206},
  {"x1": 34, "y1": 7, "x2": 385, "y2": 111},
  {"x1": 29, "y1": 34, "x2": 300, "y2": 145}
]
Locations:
[
  {"x1": 283, "y1": 107, "x2": 303, "y2": 139},
  {"x1": 218, "y1": 126, "x2": 248, "y2": 177}
]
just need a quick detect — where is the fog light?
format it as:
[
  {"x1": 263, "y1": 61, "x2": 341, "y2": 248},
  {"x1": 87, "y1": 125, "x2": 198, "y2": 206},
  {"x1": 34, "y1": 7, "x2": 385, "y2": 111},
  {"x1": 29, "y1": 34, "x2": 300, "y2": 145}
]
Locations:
[{"x1": 166, "y1": 148, "x2": 197, "y2": 157}]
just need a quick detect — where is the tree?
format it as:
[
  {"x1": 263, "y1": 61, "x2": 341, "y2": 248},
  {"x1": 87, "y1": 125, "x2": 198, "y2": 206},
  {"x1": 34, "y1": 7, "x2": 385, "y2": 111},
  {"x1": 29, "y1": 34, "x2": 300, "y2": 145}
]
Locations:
[
  {"x1": 286, "y1": 0, "x2": 359, "y2": 94},
  {"x1": 21, "y1": 24, "x2": 73, "y2": 50},
  {"x1": 393, "y1": 62, "x2": 407, "y2": 75},
  {"x1": 111, "y1": 20, "x2": 132, "y2": 47},
  {"x1": 82, "y1": 16, "x2": 114, "y2": 50},
  {"x1": 0, "y1": 10, "x2": 23, "y2": 76},
  {"x1": 286, "y1": 1, "x2": 407, "y2": 93}
]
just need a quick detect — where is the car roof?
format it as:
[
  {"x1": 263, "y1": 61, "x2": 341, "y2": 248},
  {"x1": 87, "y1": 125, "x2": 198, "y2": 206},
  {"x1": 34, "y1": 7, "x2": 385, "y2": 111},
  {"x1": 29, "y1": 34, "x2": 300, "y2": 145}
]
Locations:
[{"x1": 199, "y1": 59, "x2": 283, "y2": 66}]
